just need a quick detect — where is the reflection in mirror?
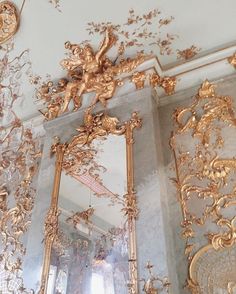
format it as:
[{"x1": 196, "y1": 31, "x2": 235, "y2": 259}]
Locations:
[
  {"x1": 39, "y1": 110, "x2": 142, "y2": 294},
  {"x1": 49, "y1": 135, "x2": 129, "y2": 294}
]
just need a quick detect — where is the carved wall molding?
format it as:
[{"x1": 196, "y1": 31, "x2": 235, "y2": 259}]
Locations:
[{"x1": 170, "y1": 80, "x2": 236, "y2": 293}]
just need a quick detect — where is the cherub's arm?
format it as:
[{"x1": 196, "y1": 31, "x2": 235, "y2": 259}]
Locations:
[{"x1": 95, "y1": 27, "x2": 117, "y2": 62}]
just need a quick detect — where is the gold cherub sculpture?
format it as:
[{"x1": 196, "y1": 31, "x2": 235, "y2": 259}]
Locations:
[{"x1": 38, "y1": 28, "x2": 146, "y2": 119}]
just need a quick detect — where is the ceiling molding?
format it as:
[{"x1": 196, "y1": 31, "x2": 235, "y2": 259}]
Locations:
[{"x1": 4, "y1": 48, "x2": 236, "y2": 129}]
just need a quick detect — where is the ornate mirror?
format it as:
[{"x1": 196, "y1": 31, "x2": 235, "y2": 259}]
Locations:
[{"x1": 39, "y1": 109, "x2": 142, "y2": 294}]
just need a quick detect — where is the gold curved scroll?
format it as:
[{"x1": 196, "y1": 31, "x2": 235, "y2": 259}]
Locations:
[
  {"x1": 188, "y1": 244, "x2": 236, "y2": 294},
  {"x1": 188, "y1": 244, "x2": 212, "y2": 293},
  {"x1": 0, "y1": 1, "x2": 19, "y2": 44},
  {"x1": 39, "y1": 109, "x2": 142, "y2": 294},
  {"x1": 170, "y1": 80, "x2": 236, "y2": 293}
]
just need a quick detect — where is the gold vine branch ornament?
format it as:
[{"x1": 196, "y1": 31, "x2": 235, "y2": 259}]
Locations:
[
  {"x1": 170, "y1": 80, "x2": 236, "y2": 293},
  {"x1": 140, "y1": 262, "x2": 170, "y2": 294},
  {"x1": 87, "y1": 8, "x2": 177, "y2": 56},
  {"x1": 37, "y1": 28, "x2": 177, "y2": 120},
  {"x1": 0, "y1": 1, "x2": 19, "y2": 44},
  {"x1": 39, "y1": 110, "x2": 142, "y2": 294}
]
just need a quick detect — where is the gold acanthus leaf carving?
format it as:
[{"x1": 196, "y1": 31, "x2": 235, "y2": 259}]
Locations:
[
  {"x1": 66, "y1": 208, "x2": 95, "y2": 228},
  {"x1": 198, "y1": 79, "x2": 215, "y2": 98},
  {"x1": 170, "y1": 80, "x2": 236, "y2": 291},
  {"x1": 177, "y1": 45, "x2": 201, "y2": 61},
  {"x1": 228, "y1": 52, "x2": 236, "y2": 68},
  {"x1": 202, "y1": 157, "x2": 236, "y2": 185},
  {"x1": 210, "y1": 217, "x2": 236, "y2": 250},
  {"x1": 160, "y1": 76, "x2": 177, "y2": 95},
  {"x1": 173, "y1": 81, "x2": 236, "y2": 146},
  {"x1": 131, "y1": 71, "x2": 146, "y2": 90},
  {"x1": 44, "y1": 208, "x2": 60, "y2": 241},
  {"x1": 68, "y1": 108, "x2": 126, "y2": 148},
  {"x1": 149, "y1": 73, "x2": 177, "y2": 95}
]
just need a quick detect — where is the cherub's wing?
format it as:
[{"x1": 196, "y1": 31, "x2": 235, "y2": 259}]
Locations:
[{"x1": 96, "y1": 28, "x2": 117, "y2": 62}]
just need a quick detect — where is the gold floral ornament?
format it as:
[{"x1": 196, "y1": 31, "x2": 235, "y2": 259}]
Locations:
[
  {"x1": 170, "y1": 80, "x2": 236, "y2": 293},
  {"x1": 197, "y1": 79, "x2": 215, "y2": 98},
  {"x1": 66, "y1": 207, "x2": 95, "y2": 228},
  {"x1": 177, "y1": 45, "x2": 201, "y2": 61},
  {"x1": 0, "y1": 1, "x2": 19, "y2": 44},
  {"x1": 160, "y1": 76, "x2": 176, "y2": 95},
  {"x1": 228, "y1": 52, "x2": 236, "y2": 68},
  {"x1": 131, "y1": 71, "x2": 146, "y2": 90},
  {"x1": 131, "y1": 72, "x2": 177, "y2": 95},
  {"x1": 67, "y1": 107, "x2": 126, "y2": 148},
  {"x1": 37, "y1": 28, "x2": 147, "y2": 120},
  {"x1": 149, "y1": 73, "x2": 177, "y2": 95},
  {"x1": 210, "y1": 217, "x2": 236, "y2": 250},
  {"x1": 140, "y1": 261, "x2": 170, "y2": 294}
]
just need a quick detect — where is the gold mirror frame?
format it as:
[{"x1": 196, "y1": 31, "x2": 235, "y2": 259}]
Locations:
[{"x1": 39, "y1": 109, "x2": 142, "y2": 294}]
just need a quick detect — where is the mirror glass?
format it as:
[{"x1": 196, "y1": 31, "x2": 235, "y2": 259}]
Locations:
[{"x1": 48, "y1": 134, "x2": 129, "y2": 294}]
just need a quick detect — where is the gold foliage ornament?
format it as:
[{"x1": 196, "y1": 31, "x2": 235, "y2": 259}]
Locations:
[
  {"x1": 37, "y1": 28, "x2": 177, "y2": 120},
  {"x1": 38, "y1": 28, "x2": 147, "y2": 120},
  {"x1": 140, "y1": 262, "x2": 170, "y2": 294},
  {"x1": 170, "y1": 80, "x2": 236, "y2": 293},
  {"x1": 228, "y1": 52, "x2": 236, "y2": 68},
  {"x1": 68, "y1": 107, "x2": 126, "y2": 148},
  {"x1": 0, "y1": 1, "x2": 19, "y2": 44}
]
